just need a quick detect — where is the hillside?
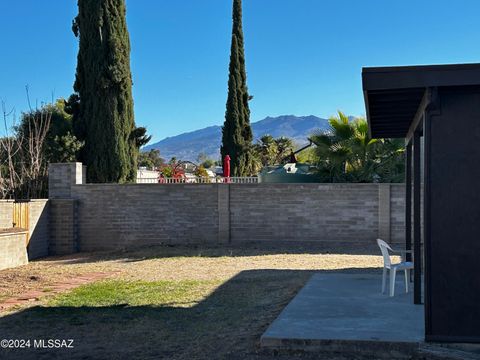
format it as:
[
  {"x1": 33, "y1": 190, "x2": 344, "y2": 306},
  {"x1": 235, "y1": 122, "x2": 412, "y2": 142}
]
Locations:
[{"x1": 144, "y1": 115, "x2": 329, "y2": 162}]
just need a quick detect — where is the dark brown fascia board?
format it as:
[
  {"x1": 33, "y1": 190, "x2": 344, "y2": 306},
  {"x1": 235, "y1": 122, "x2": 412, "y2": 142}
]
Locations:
[{"x1": 362, "y1": 63, "x2": 480, "y2": 91}]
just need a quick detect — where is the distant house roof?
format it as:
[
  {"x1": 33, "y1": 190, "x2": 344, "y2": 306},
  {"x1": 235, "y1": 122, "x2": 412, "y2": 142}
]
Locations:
[{"x1": 362, "y1": 63, "x2": 480, "y2": 138}]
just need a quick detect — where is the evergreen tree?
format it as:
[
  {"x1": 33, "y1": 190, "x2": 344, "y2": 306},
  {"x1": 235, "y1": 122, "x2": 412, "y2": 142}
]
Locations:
[
  {"x1": 71, "y1": 0, "x2": 137, "y2": 183},
  {"x1": 18, "y1": 99, "x2": 84, "y2": 164},
  {"x1": 221, "y1": 0, "x2": 254, "y2": 176}
]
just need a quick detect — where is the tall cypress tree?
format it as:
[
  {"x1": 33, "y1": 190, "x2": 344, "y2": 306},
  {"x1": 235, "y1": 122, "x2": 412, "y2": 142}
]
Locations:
[
  {"x1": 221, "y1": 0, "x2": 254, "y2": 176},
  {"x1": 71, "y1": 0, "x2": 137, "y2": 183}
]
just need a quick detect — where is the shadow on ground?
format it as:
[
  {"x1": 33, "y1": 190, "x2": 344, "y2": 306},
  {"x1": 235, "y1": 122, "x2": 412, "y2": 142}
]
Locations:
[
  {"x1": 0, "y1": 268, "x2": 380, "y2": 360},
  {"x1": 41, "y1": 242, "x2": 382, "y2": 266}
]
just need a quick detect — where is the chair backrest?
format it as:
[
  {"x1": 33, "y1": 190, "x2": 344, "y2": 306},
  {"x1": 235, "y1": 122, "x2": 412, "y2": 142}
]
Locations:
[{"x1": 376, "y1": 238, "x2": 393, "y2": 267}]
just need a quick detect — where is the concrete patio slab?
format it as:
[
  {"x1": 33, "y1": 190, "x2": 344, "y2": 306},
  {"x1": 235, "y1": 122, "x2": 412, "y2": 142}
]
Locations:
[{"x1": 261, "y1": 273, "x2": 424, "y2": 358}]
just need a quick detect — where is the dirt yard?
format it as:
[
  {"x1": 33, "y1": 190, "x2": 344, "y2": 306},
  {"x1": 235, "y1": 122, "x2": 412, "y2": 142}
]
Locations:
[{"x1": 0, "y1": 244, "x2": 384, "y2": 360}]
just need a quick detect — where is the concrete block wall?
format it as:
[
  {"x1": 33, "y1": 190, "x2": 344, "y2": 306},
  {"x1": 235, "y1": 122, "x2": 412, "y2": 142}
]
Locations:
[
  {"x1": 0, "y1": 200, "x2": 14, "y2": 228},
  {"x1": 49, "y1": 200, "x2": 77, "y2": 255},
  {"x1": 47, "y1": 163, "x2": 407, "y2": 252},
  {"x1": 0, "y1": 200, "x2": 49, "y2": 260},
  {"x1": 27, "y1": 200, "x2": 49, "y2": 259},
  {"x1": 48, "y1": 162, "x2": 85, "y2": 199},
  {"x1": 217, "y1": 185, "x2": 230, "y2": 243},
  {"x1": 72, "y1": 184, "x2": 218, "y2": 251},
  {"x1": 390, "y1": 185, "x2": 407, "y2": 245},
  {"x1": 47, "y1": 162, "x2": 85, "y2": 255},
  {"x1": 229, "y1": 184, "x2": 384, "y2": 246},
  {"x1": 377, "y1": 184, "x2": 391, "y2": 242},
  {"x1": 0, "y1": 230, "x2": 29, "y2": 270}
]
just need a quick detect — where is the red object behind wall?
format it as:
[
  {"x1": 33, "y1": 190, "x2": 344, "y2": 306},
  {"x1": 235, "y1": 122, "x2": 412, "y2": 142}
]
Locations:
[{"x1": 223, "y1": 155, "x2": 231, "y2": 183}]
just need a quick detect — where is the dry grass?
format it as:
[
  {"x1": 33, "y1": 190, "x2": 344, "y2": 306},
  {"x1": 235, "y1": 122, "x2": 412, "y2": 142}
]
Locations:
[
  {"x1": 0, "y1": 244, "x2": 386, "y2": 360},
  {"x1": 0, "y1": 244, "x2": 384, "y2": 304}
]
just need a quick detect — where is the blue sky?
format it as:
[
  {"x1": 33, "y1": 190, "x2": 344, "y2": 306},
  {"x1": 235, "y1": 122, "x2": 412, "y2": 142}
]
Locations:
[{"x1": 1, "y1": 1, "x2": 480, "y2": 142}]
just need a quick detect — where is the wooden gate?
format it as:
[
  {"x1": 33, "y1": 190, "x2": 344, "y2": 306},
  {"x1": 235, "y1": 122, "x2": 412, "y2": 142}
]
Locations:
[{"x1": 13, "y1": 201, "x2": 30, "y2": 245}]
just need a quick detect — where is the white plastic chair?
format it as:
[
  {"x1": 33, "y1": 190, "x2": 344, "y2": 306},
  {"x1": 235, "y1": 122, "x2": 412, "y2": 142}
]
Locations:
[{"x1": 376, "y1": 239, "x2": 414, "y2": 297}]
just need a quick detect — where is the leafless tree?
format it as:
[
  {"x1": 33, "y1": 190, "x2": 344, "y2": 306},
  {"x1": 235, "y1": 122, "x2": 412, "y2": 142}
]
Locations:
[
  {"x1": 21, "y1": 94, "x2": 52, "y2": 198},
  {"x1": 0, "y1": 102, "x2": 23, "y2": 198},
  {"x1": 0, "y1": 91, "x2": 52, "y2": 199}
]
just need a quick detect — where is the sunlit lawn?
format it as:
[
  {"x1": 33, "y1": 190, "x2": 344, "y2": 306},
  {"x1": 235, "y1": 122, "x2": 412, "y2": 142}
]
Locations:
[{"x1": 50, "y1": 280, "x2": 219, "y2": 308}]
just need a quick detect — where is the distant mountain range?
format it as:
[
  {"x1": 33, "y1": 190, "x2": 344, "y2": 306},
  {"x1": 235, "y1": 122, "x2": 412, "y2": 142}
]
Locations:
[{"x1": 144, "y1": 115, "x2": 330, "y2": 162}]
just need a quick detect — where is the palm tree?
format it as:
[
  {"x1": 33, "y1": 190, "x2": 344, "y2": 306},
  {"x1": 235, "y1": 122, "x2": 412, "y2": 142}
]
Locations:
[
  {"x1": 252, "y1": 135, "x2": 295, "y2": 168},
  {"x1": 253, "y1": 135, "x2": 277, "y2": 167},
  {"x1": 373, "y1": 138, "x2": 405, "y2": 182},
  {"x1": 273, "y1": 137, "x2": 294, "y2": 164},
  {"x1": 311, "y1": 111, "x2": 404, "y2": 182}
]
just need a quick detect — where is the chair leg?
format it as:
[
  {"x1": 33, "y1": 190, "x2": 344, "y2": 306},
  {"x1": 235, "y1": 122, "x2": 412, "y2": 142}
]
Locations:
[
  {"x1": 404, "y1": 269, "x2": 409, "y2": 293},
  {"x1": 382, "y1": 268, "x2": 387, "y2": 294},
  {"x1": 389, "y1": 268, "x2": 396, "y2": 297}
]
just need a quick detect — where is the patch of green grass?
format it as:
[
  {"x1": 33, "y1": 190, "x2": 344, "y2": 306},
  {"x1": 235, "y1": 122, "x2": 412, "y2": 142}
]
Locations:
[
  {"x1": 1, "y1": 271, "x2": 313, "y2": 359},
  {"x1": 49, "y1": 280, "x2": 220, "y2": 308}
]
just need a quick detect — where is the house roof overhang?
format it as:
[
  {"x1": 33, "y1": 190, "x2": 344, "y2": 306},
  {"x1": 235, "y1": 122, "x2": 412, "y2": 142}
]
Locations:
[{"x1": 362, "y1": 63, "x2": 480, "y2": 138}]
